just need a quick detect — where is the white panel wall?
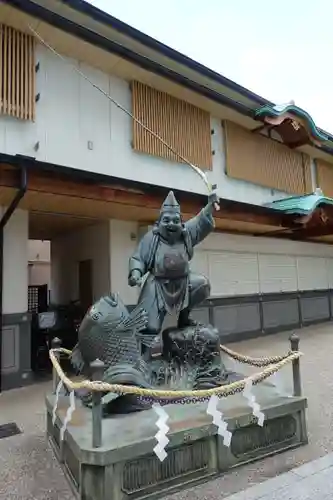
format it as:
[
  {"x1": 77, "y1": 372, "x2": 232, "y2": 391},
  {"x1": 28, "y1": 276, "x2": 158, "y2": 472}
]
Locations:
[
  {"x1": 0, "y1": 44, "x2": 291, "y2": 206},
  {"x1": 258, "y1": 254, "x2": 298, "y2": 293},
  {"x1": 208, "y1": 252, "x2": 259, "y2": 296},
  {"x1": 326, "y1": 259, "x2": 333, "y2": 288},
  {"x1": 191, "y1": 233, "x2": 333, "y2": 297},
  {"x1": 297, "y1": 257, "x2": 328, "y2": 291},
  {"x1": 190, "y1": 250, "x2": 209, "y2": 278},
  {"x1": 2, "y1": 209, "x2": 28, "y2": 314},
  {"x1": 50, "y1": 222, "x2": 110, "y2": 304}
]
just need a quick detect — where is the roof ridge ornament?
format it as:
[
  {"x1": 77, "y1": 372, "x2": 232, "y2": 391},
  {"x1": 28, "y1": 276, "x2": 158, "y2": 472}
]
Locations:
[{"x1": 254, "y1": 102, "x2": 328, "y2": 149}]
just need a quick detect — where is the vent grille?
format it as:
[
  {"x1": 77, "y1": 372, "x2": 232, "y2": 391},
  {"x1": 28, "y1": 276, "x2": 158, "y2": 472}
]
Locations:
[{"x1": 122, "y1": 439, "x2": 210, "y2": 494}]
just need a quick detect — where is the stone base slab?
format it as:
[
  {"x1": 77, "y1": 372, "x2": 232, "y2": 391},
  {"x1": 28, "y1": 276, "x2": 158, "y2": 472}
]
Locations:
[{"x1": 46, "y1": 387, "x2": 308, "y2": 500}]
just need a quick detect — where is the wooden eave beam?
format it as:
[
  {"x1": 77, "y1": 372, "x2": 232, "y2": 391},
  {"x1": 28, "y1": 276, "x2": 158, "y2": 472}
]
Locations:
[
  {"x1": 0, "y1": 164, "x2": 287, "y2": 228},
  {"x1": 286, "y1": 224, "x2": 333, "y2": 240}
]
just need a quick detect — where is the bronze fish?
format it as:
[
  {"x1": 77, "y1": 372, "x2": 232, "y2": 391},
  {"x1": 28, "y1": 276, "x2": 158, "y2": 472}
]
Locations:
[{"x1": 70, "y1": 293, "x2": 153, "y2": 414}]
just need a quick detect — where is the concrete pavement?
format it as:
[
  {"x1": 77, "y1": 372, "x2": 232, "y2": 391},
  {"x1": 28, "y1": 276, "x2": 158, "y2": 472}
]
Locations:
[{"x1": 224, "y1": 453, "x2": 333, "y2": 500}]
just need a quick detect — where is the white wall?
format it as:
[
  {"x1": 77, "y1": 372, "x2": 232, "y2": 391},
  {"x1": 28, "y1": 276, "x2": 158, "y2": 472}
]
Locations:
[
  {"x1": 51, "y1": 219, "x2": 146, "y2": 307},
  {"x1": 28, "y1": 240, "x2": 51, "y2": 287},
  {"x1": 0, "y1": 45, "x2": 291, "y2": 206},
  {"x1": 28, "y1": 262, "x2": 51, "y2": 287},
  {"x1": 2, "y1": 209, "x2": 28, "y2": 314},
  {"x1": 29, "y1": 240, "x2": 50, "y2": 262},
  {"x1": 191, "y1": 232, "x2": 333, "y2": 297},
  {"x1": 50, "y1": 222, "x2": 110, "y2": 304},
  {"x1": 109, "y1": 219, "x2": 140, "y2": 305}
]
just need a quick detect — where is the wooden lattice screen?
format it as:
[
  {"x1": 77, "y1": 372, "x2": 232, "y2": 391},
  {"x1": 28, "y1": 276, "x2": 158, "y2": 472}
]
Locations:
[
  {"x1": 0, "y1": 24, "x2": 35, "y2": 121},
  {"x1": 131, "y1": 81, "x2": 212, "y2": 169},
  {"x1": 316, "y1": 159, "x2": 333, "y2": 198},
  {"x1": 224, "y1": 121, "x2": 312, "y2": 194}
]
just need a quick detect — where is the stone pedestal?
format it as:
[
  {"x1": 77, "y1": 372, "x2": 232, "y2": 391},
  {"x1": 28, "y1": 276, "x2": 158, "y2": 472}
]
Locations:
[{"x1": 46, "y1": 387, "x2": 307, "y2": 500}]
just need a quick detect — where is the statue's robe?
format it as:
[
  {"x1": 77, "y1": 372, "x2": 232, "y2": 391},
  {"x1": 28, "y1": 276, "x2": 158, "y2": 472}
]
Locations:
[{"x1": 129, "y1": 207, "x2": 215, "y2": 335}]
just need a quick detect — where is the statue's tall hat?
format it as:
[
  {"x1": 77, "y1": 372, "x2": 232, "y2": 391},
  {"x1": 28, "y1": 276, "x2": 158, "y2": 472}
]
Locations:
[{"x1": 160, "y1": 191, "x2": 180, "y2": 214}]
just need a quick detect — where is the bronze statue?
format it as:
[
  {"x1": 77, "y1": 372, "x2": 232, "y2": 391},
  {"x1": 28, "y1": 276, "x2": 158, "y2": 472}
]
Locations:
[
  {"x1": 70, "y1": 190, "x2": 235, "y2": 415},
  {"x1": 128, "y1": 191, "x2": 218, "y2": 345}
]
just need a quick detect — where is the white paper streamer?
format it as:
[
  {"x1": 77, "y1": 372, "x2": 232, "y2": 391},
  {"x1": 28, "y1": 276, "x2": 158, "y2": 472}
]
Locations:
[
  {"x1": 243, "y1": 378, "x2": 265, "y2": 427},
  {"x1": 52, "y1": 380, "x2": 64, "y2": 425},
  {"x1": 152, "y1": 404, "x2": 170, "y2": 462},
  {"x1": 271, "y1": 371, "x2": 292, "y2": 398},
  {"x1": 207, "y1": 395, "x2": 232, "y2": 447},
  {"x1": 60, "y1": 390, "x2": 76, "y2": 441}
]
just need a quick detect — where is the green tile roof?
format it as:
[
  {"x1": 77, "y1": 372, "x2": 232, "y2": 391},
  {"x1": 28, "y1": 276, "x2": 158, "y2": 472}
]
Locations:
[{"x1": 265, "y1": 189, "x2": 333, "y2": 215}]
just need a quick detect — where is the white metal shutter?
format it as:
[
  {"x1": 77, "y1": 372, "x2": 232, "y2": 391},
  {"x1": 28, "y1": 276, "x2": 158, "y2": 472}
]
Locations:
[
  {"x1": 258, "y1": 254, "x2": 297, "y2": 293},
  {"x1": 190, "y1": 250, "x2": 209, "y2": 278},
  {"x1": 297, "y1": 257, "x2": 328, "y2": 290},
  {"x1": 326, "y1": 258, "x2": 333, "y2": 288},
  {"x1": 208, "y1": 251, "x2": 259, "y2": 296}
]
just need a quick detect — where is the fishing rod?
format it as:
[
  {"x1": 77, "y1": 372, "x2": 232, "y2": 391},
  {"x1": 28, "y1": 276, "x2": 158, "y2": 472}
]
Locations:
[{"x1": 28, "y1": 24, "x2": 220, "y2": 210}]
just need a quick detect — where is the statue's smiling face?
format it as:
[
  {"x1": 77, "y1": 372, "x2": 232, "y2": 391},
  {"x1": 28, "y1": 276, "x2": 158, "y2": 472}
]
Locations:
[{"x1": 159, "y1": 211, "x2": 182, "y2": 241}]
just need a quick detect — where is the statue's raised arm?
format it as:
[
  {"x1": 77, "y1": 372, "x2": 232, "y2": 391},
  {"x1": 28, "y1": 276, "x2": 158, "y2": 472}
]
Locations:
[{"x1": 185, "y1": 192, "x2": 219, "y2": 247}]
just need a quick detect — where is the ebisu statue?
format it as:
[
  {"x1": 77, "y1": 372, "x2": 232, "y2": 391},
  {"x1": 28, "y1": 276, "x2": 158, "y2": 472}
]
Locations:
[
  {"x1": 128, "y1": 191, "x2": 217, "y2": 344},
  {"x1": 71, "y1": 191, "x2": 230, "y2": 414}
]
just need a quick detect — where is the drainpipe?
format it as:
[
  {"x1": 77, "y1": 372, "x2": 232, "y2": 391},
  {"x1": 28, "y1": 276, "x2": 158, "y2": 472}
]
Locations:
[{"x1": 0, "y1": 166, "x2": 28, "y2": 392}]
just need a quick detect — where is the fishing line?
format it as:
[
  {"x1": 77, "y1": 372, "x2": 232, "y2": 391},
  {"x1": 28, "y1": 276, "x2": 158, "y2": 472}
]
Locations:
[{"x1": 28, "y1": 24, "x2": 219, "y2": 206}]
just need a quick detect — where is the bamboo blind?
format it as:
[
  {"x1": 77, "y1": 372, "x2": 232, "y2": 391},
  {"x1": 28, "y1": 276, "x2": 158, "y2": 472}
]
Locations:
[
  {"x1": 0, "y1": 24, "x2": 35, "y2": 121},
  {"x1": 132, "y1": 81, "x2": 212, "y2": 169},
  {"x1": 224, "y1": 121, "x2": 312, "y2": 194},
  {"x1": 316, "y1": 160, "x2": 333, "y2": 198}
]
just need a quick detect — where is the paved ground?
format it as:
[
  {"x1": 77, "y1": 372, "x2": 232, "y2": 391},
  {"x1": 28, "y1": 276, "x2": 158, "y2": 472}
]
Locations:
[
  {"x1": 0, "y1": 322, "x2": 333, "y2": 499},
  {"x1": 224, "y1": 453, "x2": 333, "y2": 500}
]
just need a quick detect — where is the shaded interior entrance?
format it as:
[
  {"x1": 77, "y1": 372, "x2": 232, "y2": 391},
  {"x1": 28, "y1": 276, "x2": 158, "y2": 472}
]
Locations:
[
  {"x1": 0, "y1": 167, "x2": 164, "y2": 390},
  {"x1": 28, "y1": 210, "x2": 108, "y2": 375}
]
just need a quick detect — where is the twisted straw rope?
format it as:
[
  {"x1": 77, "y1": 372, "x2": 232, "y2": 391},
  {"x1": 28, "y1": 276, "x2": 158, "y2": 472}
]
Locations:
[
  {"x1": 219, "y1": 344, "x2": 295, "y2": 367},
  {"x1": 49, "y1": 346, "x2": 302, "y2": 401}
]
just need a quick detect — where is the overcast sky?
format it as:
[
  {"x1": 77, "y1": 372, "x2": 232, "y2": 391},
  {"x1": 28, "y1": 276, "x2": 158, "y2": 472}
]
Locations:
[{"x1": 87, "y1": 0, "x2": 332, "y2": 133}]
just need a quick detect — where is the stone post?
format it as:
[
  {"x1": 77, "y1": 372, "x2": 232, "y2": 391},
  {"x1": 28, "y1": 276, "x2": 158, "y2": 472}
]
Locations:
[
  {"x1": 51, "y1": 337, "x2": 62, "y2": 394},
  {"x1": 289, "y1": 333, "x2": 301, "y2": 397},
  {"x1": 90, "y1": 359, "x2": 105, "y2": 448}
]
